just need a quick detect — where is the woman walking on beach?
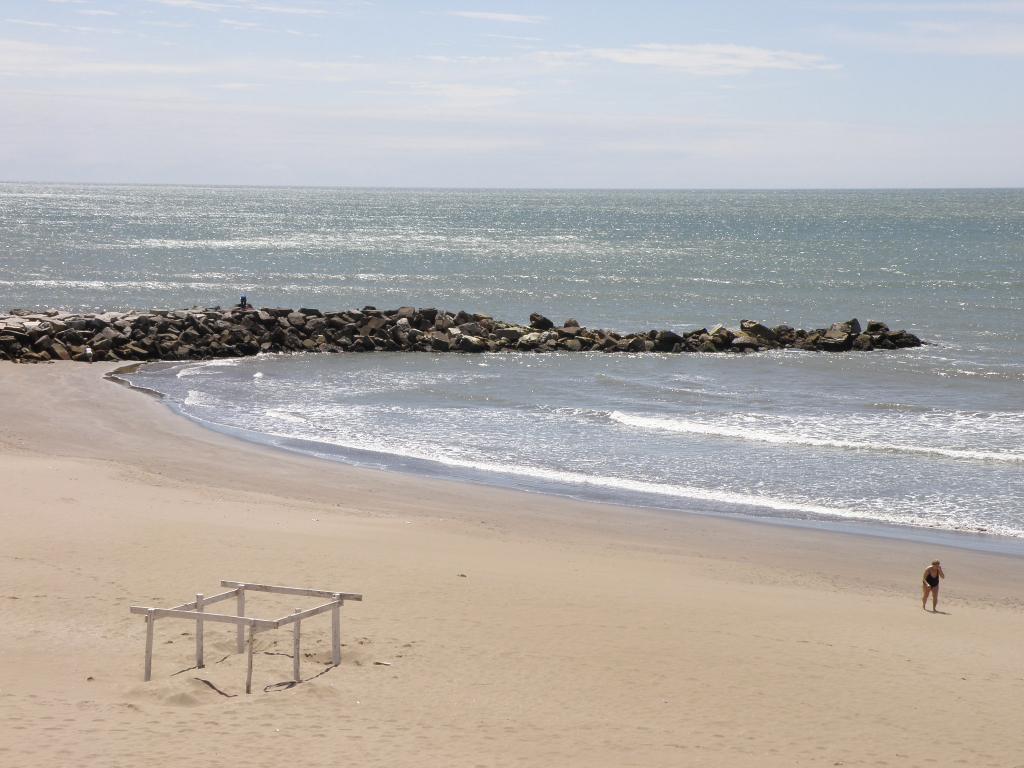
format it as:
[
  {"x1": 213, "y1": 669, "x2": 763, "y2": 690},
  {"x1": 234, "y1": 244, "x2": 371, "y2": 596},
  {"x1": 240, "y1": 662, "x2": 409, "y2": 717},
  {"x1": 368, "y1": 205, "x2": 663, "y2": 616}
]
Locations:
[{"x1": 922, "y1": 560, "x2": 945, "y2": 611}]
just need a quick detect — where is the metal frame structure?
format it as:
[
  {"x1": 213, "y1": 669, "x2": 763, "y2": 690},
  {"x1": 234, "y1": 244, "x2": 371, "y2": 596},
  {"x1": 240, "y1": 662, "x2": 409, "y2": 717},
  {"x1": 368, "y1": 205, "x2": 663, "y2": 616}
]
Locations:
[{"x1": 129, "y1": 580, "x2": 363, "y2": 693}]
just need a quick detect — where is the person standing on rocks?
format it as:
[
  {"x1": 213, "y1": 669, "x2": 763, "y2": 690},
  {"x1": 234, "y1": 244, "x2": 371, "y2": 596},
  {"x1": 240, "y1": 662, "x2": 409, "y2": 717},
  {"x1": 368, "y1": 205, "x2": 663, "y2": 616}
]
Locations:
[{"x1": 921, "y1": 560, "x2": 944, "y2": 611}]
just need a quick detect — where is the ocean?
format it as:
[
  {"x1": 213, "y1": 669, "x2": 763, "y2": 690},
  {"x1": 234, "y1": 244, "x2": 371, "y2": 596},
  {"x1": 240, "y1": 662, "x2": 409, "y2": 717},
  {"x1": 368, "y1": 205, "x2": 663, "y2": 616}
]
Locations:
[{"x1": 2, "y1": 183, "x2": 1022, "y2": 545}]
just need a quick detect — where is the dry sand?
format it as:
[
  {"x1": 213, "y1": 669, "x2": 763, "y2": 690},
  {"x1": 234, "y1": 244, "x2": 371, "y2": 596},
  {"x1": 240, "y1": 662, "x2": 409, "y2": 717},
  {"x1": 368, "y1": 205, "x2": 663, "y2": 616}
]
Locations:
[{"x1": 1, "y1": 361, "x2": 1022, "y2": 768}]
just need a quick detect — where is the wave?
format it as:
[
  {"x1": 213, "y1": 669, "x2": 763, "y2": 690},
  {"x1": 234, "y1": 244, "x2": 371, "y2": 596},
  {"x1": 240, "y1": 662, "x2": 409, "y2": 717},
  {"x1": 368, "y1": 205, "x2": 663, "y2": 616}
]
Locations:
[
  {"x1": 608, "y1": 411, "x2": 1024, "y2": 464},
  {"x1": 123, "y1": 367, "x2": 1024, "y2": 540},
  {"x1": 175, "y1": 359, "x2": 247, "y2": 378},
  {"x1": 242, "y1": 429, "x2": 1020, "y2": 538},
  {"x1": 264, "y1": 409, "x2": 310, "y2": 425}
]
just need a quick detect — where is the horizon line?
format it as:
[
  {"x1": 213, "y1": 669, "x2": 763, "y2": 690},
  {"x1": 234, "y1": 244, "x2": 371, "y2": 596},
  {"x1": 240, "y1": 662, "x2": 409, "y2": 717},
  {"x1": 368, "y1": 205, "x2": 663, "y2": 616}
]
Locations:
[{"x1": 2, "y1": 179, "x2": 1023, "y2": 193}]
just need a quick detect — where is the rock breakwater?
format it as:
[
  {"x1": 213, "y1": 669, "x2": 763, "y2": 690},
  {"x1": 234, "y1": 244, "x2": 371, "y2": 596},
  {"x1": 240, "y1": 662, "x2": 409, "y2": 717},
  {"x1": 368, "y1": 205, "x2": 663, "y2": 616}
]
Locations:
[{"x1": 0, "y1": 307, "x2": 923, "y2": 363}]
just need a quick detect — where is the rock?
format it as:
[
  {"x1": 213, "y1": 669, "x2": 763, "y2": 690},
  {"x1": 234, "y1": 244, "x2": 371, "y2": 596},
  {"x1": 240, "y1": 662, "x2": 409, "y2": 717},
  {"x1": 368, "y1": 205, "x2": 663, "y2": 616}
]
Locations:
[
  {"x1": 360, "y1": 316, "x2": 387, "y2": 335},
  {"x1": 456, "y1": 335, "x2": 488, "y2": 352},
  {"x1": 529, "y1": 312, "x2": 554, "y2": 330},
  {"x1": 823, "y1": 326, "x2": 851, "y2": 341},
  {"x1": 731, "y1": 333, "x2": 762, "y2": 351},
  {"x1": 852, "y1": 333, "x2": 874, "y2": 351},
  {"x1": 828, "y1": 319, "x2": 862, "y2": 336},
  {"x1": 50, "y1": 341, "x2": 71, "y2": 360},
  {"x1": 428, "y1": 332, "x2": 451, "y2": 352},
  {"x1": 494, "y1": 327, "x2": 524, "y2": 342},
  {"x1": 866, "y1": 320, "x2": 889, "y2": 334},
  {"x1": 817, "y1": 333, "x2": 854, "y2": 352},
  {"x1": 772, "y1": 325, "x2": 797, "y2": 346},
  {"x1": 0, "y1": 307, "x2": 923, "y2": 361},
  {"x1": 886, "y1": 330, "x2": 923, "y2": 348},
  {"x1": 653, "y1": 330, "x2": 684, "y2": 351},
  {"x1": 709, "y1": 324, "x2": 735, "y2": 343},
  {"x1": 740, "y1": 320, "x2": 777, "y2": 341},
  {"x1": 90, "y1": 326, "x2": 122, "y2": 345}
]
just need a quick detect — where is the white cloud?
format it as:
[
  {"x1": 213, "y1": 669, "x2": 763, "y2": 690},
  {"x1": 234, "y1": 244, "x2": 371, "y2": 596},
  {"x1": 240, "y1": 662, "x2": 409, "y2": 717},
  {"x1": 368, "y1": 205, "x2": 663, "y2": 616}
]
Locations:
[
  {"x1": 485, "y1": 34, "x2": 543, "y2": 42},
  {"x1": 72, "y1": 26, "x2": 125, "y2": 35},
  {"x1": 849, "y1": 20, "x2": 1024, "y2": 54},
  {"x1": 212, "y1": 81, "x2": 263, "y2": 89},
  {"x1": 79, "y1": 9, "x2": 119, "y2": 16},
  {"x1": 446, "y1": 11, "x2": 546, "y2": 24},
  {"x1": 417, "y1": 54, "x2": 509, "y2": 64},
  {"x1": 247, "y1": 4, "x2": 330, "y2": 15},
  {"x1": 220, "y1": 18, "x2": 263, "y2": 29},
  {"x1": 406, "y1": 81, "x2": 523, "y2": 108},
  {"x1": 5, "y1": 18, "x2": 126, "y2": 35},
  {"x1": 141, "y1": 20, "x2": 194, "y2": 28},
  {"x1": 149, "y1": 0, "x2": 334, "y2": 15},
  {"x1": 0, "y1": 38, "x2": 206, "y2": 76},
  {"x1": 149, "y1": 0, "x2": 230, "y2": 12},
  {"x1": 4, "y1": 18, "x2": 60, "y2": 28},
  {"x1": 842, "y1": 2, "x2": 1024, "y2": 12},
  {"x1": 536, "y1": 44, "x2": 836, "y2": 76}
]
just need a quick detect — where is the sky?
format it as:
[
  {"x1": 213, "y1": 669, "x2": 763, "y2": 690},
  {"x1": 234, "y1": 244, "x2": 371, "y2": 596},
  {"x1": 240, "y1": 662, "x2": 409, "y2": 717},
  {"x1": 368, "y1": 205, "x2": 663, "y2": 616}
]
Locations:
[{"x1": 1, "y1": 0, "x2": 1023, "y2": 188}]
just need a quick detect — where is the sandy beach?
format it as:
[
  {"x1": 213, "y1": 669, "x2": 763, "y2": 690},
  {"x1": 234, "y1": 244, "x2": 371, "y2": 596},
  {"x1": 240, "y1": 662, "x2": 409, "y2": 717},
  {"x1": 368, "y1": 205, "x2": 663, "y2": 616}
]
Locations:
[{"x1": 1, "y1": 361, "x2": 1022, "y2": 768}]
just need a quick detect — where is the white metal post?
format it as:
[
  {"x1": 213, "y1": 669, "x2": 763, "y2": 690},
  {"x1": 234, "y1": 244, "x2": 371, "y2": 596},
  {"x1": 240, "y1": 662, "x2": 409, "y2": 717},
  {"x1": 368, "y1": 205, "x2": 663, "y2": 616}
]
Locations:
[
  {"x1": 245, "y1": 621, "x2": 255, "y2": 694},
  {"x1": 195, "y1": 593, "x2": 204, "y2": 669},
  {"x1": 235, "y1": 588, "x2": 245, "y2": 653},
  {"x1": 144, "y1": 609, "x2": 155, "y2": 682},
  {"x1": 331, "y1": 595, "x2": 342, "y2": 666},
  {"x1": 292, "y1": 609, "x2": 301, "y2": 682}
]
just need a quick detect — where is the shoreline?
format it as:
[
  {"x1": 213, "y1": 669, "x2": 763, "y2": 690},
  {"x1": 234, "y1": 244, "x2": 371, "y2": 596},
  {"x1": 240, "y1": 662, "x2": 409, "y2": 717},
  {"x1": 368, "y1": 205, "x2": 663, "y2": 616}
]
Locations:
[
  {"x1": 119, "y1": 358, "x2": 1024, "y2": 557},
  {"x1": 3, "y1": 361, "x2": 1023, "y2": 766}
]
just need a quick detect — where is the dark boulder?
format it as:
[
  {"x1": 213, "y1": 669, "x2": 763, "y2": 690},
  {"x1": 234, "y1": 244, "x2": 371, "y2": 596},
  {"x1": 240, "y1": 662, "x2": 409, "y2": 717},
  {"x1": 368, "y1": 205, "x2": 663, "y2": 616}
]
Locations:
[
  {"x1": 740, "y1": 320, "x2": 777, "y2": 342},
  {"x1": 866, "y1": 320, "x2": 889, "y2": 334},
  {"x1": 529, "y1": 312, "x2": 554, "y2": 330},
  {"x1": 653, "y1": 330, "x2": 684, "y2": 351},
  {"x1": 456, "y1": 335, "x2": 488, "y2": 353},
  {"x1": 852, "y1": 333, "x2": 874, "y2": 351},
  {"x1": 731, "y1": 333, "x2": 762, "y2": 351},
  {"x1": 817, "y1": 333, "x2": 854, "y2": 352}
]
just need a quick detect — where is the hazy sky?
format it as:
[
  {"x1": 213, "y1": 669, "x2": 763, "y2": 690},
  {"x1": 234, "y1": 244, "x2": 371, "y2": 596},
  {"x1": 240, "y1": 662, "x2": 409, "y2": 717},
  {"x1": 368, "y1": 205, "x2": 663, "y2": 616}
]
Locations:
[{"x1": 2, "y1": 0, "x2": 1023, "y2": 187}]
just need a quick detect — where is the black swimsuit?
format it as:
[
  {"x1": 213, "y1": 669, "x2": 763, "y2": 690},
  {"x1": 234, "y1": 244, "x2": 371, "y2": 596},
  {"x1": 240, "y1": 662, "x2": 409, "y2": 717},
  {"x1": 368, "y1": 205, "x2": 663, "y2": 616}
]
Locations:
[{"x1": 925, "y1": 572, "x2": 940, "y2": 588}]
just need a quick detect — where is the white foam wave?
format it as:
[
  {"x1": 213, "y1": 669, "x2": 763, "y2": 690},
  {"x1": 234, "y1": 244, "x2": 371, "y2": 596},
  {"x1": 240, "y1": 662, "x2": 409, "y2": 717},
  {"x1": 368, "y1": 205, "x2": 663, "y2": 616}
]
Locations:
[
  {"x1": 608, "y1": 411, "x2": 1024, "y2": 464},
  {"x1": 283, "y1": 438, "x2": 1022, "y2": 537},
  {"x1": 183, "y1": 389, "x2": 219, "y2": 407},
  {"x1": 175, "y1": 359, "x2": 246, "y2": 378},
  {"x1": 264, "y1": 409, "x2": 309, "y2": 424}
]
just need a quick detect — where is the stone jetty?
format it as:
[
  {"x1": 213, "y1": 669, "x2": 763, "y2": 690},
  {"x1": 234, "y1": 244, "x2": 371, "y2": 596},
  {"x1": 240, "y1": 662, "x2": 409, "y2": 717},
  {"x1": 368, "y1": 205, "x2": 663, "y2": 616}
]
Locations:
[{"x1": 0, "y1": 306, "x2": 923, "y2": 364}]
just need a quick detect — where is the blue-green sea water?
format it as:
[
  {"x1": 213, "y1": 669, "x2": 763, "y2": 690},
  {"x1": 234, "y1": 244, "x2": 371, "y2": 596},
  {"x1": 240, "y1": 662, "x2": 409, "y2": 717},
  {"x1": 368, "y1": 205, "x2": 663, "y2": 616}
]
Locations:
[{"x1": 2, "y1": 184, "x2": 1022, "y2": 542}]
